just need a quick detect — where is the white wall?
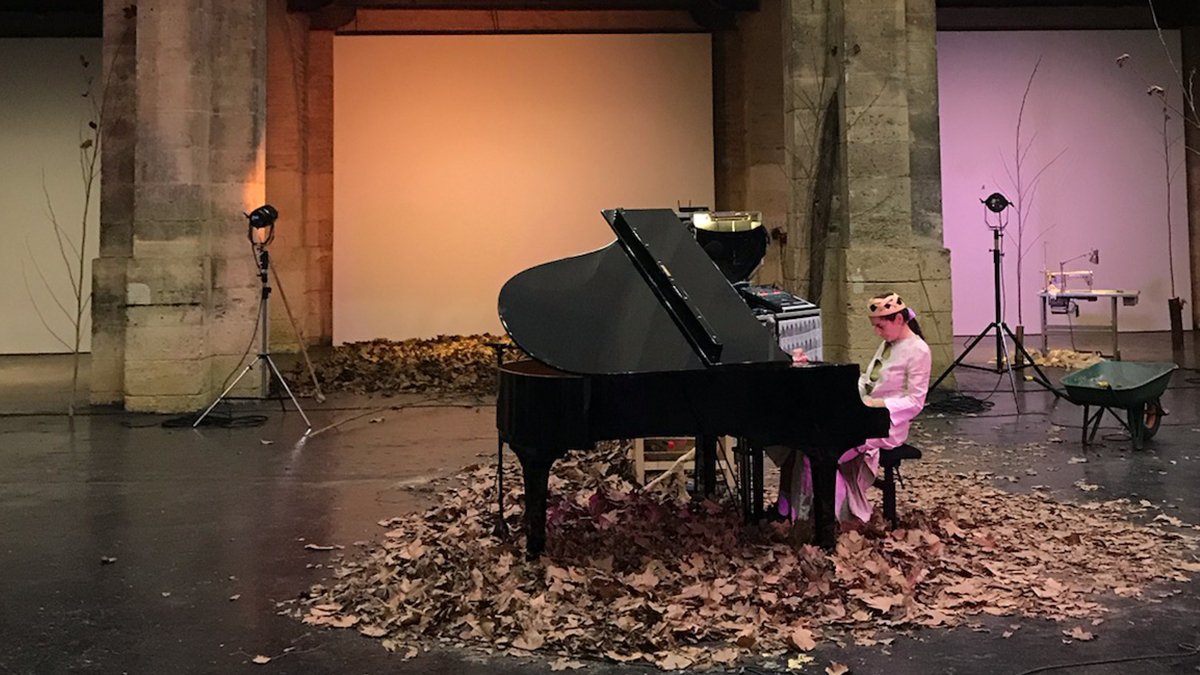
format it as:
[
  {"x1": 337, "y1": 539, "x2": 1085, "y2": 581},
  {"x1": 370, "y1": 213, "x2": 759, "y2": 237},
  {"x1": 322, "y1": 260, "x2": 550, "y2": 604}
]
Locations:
[
  {"x1": 0, "y1": 38, "x2": 102, "y2": 354},
  {"x1": 938, "y1": 30, "x2": 1189, "y2": 334},
  {"x1": 333, "y1": 33, "x2": 714, "y2": 343}
]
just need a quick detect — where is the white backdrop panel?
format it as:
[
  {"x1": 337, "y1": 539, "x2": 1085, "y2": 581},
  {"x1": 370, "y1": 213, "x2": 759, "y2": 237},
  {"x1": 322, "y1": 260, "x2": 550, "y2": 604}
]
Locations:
[
  {"x1": 0, "y1": 39, "x2": 101, "y2": 354},
  {"x1": 938, "y1": 30, "x2": 1189, "y2": 335},
  {"x1": 333, "y1": 34, "x2": 714, "y2": 343}
]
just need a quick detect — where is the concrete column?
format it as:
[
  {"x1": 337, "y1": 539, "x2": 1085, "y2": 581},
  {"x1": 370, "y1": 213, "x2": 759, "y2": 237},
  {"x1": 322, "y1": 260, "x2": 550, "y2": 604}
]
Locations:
[
  {"x1": 714, "y1": 0, "x2": 787, "y2": 286},
  {"x1": 92, "y1": 0, "x2": 137, "y2": 405},
  {"x1": 305, "y1": 30, "x2": 335, "y2": 345},
  {"x1": 1182, "y1": 25, "x2": 1200, "y2": 330},
  {"x1": 266, "y1": 0, "x2": 333, "y2": 350},
  {"x1": 108, "y1": 0, "x2": 268, "y2": 412},
  {"x1": 782, "y1": 0, "x2": 954, "y2": 377}
]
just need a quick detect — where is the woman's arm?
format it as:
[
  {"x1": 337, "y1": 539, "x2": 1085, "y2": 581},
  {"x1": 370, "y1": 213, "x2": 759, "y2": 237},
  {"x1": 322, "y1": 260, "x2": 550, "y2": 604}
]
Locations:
[{"x1": 881, "y1": 344, "x2": 932, "y2": 425}]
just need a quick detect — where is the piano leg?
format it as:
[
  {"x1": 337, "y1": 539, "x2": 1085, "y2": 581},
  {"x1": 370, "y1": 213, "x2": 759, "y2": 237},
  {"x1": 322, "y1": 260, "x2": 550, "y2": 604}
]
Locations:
[
  {"x1": 752, "y1": 442, "x2": 764, "y2": 521},
  {"x1": 696, "y1": 434, "x2": 718, "y2": 498},
  {"x1": 809, "y1": 452, "x2": 838, "y2": 550},
  {"x1": 512, "y1": 447, "x2": 556, "y2": 558}
]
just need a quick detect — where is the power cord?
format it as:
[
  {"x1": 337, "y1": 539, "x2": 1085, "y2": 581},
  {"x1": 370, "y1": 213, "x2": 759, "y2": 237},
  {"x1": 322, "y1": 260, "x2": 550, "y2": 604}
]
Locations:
[
  {"x1": 119, "y1": 410, "x2": 269, "y2": 429},
  {"x1": 1012, "y1": 642, "x2": 1199, "y2": 675}
]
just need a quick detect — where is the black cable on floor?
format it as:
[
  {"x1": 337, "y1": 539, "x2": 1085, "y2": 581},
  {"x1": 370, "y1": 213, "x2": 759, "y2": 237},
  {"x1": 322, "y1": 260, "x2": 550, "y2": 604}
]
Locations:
[
  {"x1": 163, "y1": 413, "x2": 269, "y2": 429},
  {"x1": 120, "y1": 411, "x2": 269, "y2": 429},
  {"x1": 1012, "y1": 641, "x2": 1199, "y2": 675},
  {"x1": 924, "y1": 391, "x2": 996, "y2": 416}
]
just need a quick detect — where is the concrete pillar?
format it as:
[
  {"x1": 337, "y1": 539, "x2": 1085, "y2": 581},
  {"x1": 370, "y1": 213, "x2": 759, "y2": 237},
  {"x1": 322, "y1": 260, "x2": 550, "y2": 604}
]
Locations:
[
  {"x1": 1182, "y1": 25, "x2": 1200, "y2": 330},
  {"x1": 93, "y1": 0, "x2": 269, "y2": 412},
  {"x1": 306, "y1": 30, "x2": 334, "y2": 344},
  {"x1": 266, "y1": 0, "x2": 333, "y2": 350},
  {"x1": 91, "y1": 0, "x2": 137, "y2": 405},
  {"x1": 781, "y1": 0, "x2": 954, "y2": 376},
  {"x1": 714, "y1": 0, "x2": 787, "y2": 286}
]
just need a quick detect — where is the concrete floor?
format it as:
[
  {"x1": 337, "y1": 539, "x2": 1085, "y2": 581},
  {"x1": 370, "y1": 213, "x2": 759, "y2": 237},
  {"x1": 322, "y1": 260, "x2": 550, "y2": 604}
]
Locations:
[{"x1": 2, "y1": 333, "x2": 1199, "y2": 674}]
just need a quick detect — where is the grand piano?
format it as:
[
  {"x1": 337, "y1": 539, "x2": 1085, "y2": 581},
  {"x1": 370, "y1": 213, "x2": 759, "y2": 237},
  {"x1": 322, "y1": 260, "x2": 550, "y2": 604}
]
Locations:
[{"x1": 496, "y1": 208, "x2": 889, "y2": 556}]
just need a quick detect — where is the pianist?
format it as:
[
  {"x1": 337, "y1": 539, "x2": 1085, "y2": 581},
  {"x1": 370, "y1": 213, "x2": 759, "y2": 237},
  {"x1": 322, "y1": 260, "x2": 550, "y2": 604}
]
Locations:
[{"x1": 768, "y1": 292, "x2": 932, "y2": 524}]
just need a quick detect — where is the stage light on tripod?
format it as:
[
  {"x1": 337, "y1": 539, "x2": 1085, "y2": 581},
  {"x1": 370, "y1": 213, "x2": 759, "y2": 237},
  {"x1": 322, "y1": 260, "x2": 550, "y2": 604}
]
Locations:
[{"x1": 246, "y1": 204, "x2": 278, "y2": 246}]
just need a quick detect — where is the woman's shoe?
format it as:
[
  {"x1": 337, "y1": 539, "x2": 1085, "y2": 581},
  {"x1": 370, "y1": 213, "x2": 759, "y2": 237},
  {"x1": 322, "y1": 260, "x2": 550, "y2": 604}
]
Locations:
[{"x1": 764, "y1": 503, "x2": 789, "y2": 523}]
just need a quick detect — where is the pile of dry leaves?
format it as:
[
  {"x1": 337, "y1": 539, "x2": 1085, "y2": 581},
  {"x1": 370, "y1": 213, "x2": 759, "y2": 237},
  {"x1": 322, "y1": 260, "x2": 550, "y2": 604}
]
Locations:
[
  {"x1": 1029, "y1": 349, "x2": 1107, "y2": 370},
  {"x1": 291, "y1": 334, "x2": 518, "y2": 396},
  {"x1": 290, "y1": 442, "x2": 1199, "y2": 670}
]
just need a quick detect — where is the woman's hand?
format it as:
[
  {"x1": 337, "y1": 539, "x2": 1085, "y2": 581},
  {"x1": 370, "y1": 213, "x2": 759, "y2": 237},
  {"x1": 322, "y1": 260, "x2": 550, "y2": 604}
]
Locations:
[
  {"x1": 791, "y1": 348, "x2": 810, "y2": 366},
  {"x1": 864, "y1": 397, "x2": 887, "y2": 408}
]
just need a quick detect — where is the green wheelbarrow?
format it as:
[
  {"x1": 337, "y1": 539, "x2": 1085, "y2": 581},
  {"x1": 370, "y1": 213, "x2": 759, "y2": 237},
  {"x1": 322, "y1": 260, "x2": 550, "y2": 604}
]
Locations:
[{"x1": 1062, "y1": 361, "x2": 1177, "y2": 451}]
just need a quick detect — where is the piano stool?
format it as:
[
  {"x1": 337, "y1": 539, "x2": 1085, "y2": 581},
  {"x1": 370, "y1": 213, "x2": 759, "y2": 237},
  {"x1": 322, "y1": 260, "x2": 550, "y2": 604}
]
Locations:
[
  {"x1": 631, "y1": 437, "x2": 737, "y2": 490},
  {"x1": 878, "y1": 444, "x2": 923, "y2": 527}
]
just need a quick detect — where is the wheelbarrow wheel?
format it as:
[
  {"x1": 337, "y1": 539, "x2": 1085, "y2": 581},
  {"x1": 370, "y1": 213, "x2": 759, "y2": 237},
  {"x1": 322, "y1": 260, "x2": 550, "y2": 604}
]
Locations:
[{"x1": 1142, "y1": 399, "x2": 1164, "y2": 439}]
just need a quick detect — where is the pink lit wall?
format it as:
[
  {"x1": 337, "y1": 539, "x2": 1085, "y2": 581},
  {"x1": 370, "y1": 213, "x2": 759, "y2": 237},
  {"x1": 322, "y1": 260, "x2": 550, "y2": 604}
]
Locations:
[
  {"x1": 938, "y1": 30, "x2": 1189, "y2": 335},
  {"x1": 332, "y1": 34, "x2": 713, "y2": 343}
]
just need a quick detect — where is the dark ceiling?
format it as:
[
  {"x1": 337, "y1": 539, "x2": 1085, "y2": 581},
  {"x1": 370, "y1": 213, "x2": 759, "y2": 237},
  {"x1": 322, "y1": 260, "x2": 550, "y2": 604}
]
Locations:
[{"x1": 0, "y1": 0, "x2": 1197, "y2": 37}]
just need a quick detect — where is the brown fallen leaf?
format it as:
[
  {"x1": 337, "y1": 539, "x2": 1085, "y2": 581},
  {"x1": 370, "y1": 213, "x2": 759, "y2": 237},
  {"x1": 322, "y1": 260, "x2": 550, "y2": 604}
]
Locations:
[
  {"x1": 512, "y1": 631, "x2": 545, "y2": 651},
  {"x1": 1065, "y1": 626, "x2": 1096, "y2": 641},
  {"x1": 656, "y1": 651, "x2": 694, "y2": 670},
  {"x1": 251, "y1": 655, "x2": 271, "y2": 664},
  {"x1": 789, "y1": 626, "x2": 816, "y2": 651},
  {"x1": 303, "y1": 543, "x2": 342, "y2": 552},
  {"x1": 827, "y1": 661, "x2": 850, "y2": 675},
  {"x1": 329, "y1": 614, "x2": 360, "y2": 628},
  {"x1": 711, "y1": 647, "x2": 739, "y2": 665},
  {"x1": 229, "y1": 594, "x2": 241, "y2": 601},
  {"x1": 549, "y1": 657, "x2": 585, "y2": 671}
]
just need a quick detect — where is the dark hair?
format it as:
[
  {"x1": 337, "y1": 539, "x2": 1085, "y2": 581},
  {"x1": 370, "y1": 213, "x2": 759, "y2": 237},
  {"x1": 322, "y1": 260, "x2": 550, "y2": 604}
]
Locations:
[{"x1": 904, "y1": 309, "x2": 925, "y2": 340}]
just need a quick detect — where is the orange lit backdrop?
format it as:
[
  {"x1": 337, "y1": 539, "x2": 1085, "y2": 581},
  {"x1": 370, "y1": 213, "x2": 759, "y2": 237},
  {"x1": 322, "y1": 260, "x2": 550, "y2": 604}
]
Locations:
[{"x1": 332, "y1": 33, "x2": 714, "y2": 342}]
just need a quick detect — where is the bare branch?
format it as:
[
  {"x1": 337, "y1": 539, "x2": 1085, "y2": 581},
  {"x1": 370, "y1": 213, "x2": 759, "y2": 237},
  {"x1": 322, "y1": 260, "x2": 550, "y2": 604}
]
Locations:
[
  {"x1": 20, "y1": 259, "x2": 73, "y2": 351},
  {"x1": 40, "y1": 175, "x2": 80, "y2": 289},
  {"x1": 1022, "y1": 222, "x2": 1060, "y2": 256},
  {"x1": 26, "y1": 243, "x2": 76, "y2": 326},
  {"x1": 1025, "y1": 147, "x2": 1069, "y2": 189},
  {"x1": 847, "y1": 75, "x2": 891, "y2": 131}
]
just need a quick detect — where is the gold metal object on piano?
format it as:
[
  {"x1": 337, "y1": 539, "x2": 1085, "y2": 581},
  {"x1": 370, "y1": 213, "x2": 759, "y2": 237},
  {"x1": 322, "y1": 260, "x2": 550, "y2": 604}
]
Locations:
[{"x1": 691, "y1": 210, "x2": 763, "y2": 233}]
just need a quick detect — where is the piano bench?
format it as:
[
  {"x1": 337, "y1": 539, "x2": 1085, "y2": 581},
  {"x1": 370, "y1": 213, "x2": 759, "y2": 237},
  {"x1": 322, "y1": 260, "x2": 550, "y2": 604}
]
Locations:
[{"x1": 878, "y1": 443, "x2": 922, "y2": 527}]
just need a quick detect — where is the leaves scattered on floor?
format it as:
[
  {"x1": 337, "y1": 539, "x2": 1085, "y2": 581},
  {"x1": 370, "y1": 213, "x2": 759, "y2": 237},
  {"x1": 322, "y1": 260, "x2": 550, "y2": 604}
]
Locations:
[
  {"x1": 288, "y1": 441, "x2": 1198, "y2": 670},
  {"x1": 288, "y1": 334, "x2": 519, "y2": 397}
]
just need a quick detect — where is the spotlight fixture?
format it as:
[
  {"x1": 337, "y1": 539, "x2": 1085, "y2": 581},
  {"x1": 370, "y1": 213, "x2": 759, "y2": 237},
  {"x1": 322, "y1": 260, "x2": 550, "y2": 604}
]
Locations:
[
  {"x1": 246, "y1": 204, "x2": 279, "y2": 245},
  {"x1": 980, "y1": 192, "x2": 1011, "y2": 231},
  {"x1": 982, "y1": 192, "x2": 1011, "y2": 214}
]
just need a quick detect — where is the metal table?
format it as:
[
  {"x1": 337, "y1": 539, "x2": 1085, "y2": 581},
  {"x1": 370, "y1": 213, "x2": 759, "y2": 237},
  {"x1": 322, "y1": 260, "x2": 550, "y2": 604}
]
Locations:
[{"x1": 1038, "y1": 289, "x2": 1140, "y2": 360}]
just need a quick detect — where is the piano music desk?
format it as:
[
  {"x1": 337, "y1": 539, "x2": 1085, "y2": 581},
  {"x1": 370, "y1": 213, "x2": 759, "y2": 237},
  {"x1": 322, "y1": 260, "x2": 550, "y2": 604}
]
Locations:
[{"x1": 1039, "y1": 289, "x2": 1139, "y2": 360}]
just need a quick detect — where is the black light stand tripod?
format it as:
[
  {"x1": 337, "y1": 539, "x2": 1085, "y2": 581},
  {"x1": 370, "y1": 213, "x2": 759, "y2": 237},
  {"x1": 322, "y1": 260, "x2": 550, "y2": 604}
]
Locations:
[
  {"x1": 929, "y1": 194, "x2": 1062, "y2": 408},
  {"x1": 194, "y1": 206, "x2": 312, "y2": 432}
]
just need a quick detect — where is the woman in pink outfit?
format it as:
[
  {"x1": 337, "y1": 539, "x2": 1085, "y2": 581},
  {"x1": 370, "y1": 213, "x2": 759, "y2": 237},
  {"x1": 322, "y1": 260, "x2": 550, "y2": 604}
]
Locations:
[{"x1": 769, "y1": 292, "x2": 932, "y2": 524}]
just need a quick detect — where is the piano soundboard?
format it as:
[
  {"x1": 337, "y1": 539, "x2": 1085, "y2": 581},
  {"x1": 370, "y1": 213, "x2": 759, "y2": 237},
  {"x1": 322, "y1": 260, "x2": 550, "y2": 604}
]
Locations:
[{"x1": 737, "y1": 284, "x2": 824, "y2": 361}]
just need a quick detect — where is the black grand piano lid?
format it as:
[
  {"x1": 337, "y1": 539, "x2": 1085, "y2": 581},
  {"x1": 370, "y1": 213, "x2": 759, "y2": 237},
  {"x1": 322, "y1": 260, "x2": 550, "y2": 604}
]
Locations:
[{"x1": 497, "y1": 208, "x2": 789, "y2": 376}]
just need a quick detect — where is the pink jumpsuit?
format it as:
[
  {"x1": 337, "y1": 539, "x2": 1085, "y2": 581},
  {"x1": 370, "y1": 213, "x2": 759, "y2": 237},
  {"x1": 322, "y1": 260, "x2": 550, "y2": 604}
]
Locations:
[{"x1": 770, "y1": 335, "x2": 932, "y2": 523}]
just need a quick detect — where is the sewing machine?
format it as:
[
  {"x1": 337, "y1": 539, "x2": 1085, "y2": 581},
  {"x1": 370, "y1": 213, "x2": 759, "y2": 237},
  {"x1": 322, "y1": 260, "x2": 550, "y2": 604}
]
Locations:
[{"x1": 1038, "y1": 250, "x2": 1139, "y2": 360}]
